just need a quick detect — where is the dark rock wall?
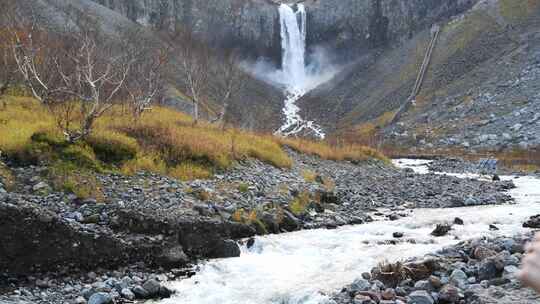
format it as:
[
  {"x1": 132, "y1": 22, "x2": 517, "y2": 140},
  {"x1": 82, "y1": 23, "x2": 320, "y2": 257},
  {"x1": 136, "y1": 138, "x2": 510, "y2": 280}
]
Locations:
[
  {"x1": 93, "y1": 0, "x2": 282, "y2": 61},
  {"x1": 89, "y1": 0, "x2": 478, "y2": 65}
]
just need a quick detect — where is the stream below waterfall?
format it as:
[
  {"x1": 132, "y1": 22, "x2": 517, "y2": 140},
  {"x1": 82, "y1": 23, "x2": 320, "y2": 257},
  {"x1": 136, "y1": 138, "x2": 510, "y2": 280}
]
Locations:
[{"x1": 157, "y1": 160, "x2": 540, "y2": 304}]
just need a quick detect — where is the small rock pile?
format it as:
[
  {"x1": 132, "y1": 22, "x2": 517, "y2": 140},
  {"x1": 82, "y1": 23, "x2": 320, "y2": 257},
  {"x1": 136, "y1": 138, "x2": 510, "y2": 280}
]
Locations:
[
  {"x1": 0, "y1": 267, "x2": 180, "y2": 304},
  {"x1": 331, "y1": 234, "x2": 534, "y2": 304}
]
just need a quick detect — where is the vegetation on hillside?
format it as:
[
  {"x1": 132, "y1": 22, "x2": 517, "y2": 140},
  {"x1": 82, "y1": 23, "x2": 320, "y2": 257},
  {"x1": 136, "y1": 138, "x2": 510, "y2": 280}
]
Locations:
[{"x1": 0, "y1": 95, "x2": 387, "y2": 180}]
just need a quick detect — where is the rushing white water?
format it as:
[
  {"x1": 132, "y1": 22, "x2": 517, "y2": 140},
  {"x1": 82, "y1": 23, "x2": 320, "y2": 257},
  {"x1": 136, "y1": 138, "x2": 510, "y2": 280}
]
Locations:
[
  {"x1": 275, "y1": 4, "x2": 326, "y2": 139},
  {"x1": 159, "y1": 161, "x2": 540, "y2": 304}
]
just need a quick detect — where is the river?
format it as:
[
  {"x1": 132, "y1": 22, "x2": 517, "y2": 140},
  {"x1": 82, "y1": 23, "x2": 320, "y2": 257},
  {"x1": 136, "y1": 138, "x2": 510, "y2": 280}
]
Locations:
[{"x1": 157, "y1": 160, "x2": 540, "y2": 304}]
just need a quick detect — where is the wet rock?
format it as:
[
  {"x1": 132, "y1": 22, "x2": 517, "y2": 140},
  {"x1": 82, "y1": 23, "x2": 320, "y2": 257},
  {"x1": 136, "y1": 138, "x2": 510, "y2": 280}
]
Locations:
[
  {"x1": 132, "y1": 285, "x2": 149, "y2": 299},
  {"x1": 473, "y1": 246, "x2": 497, "y2": 260},
  {"x1": 381, "y1": 288, "x2": 396, "y2": 300},
  {"x1": 350, "y1": 278, "x2": 371, "y2": 292},
  {"x1": 408, "y1": 290, "x2": 434, "y2": 304},
  {"x1": 246, "y1": 237, "x2": 255, "y2": 249},
  {"x1": 354, "y1": 294, "x2": 375, "y2": 304},
  {"x1": 160, "y1": 245, "x2": 189, "y2": 266},
  {"x1": 453, "y1": 218, "x2": 464, "y2": 225},
  {"x1": 120, "y1": 288, "x2": 135, "y2": 300},
  {"x1": 523, "y1": 215, "x2": 540, "y2": 228},
  {"x1": 88, "y1": 292, "x2": 112, "y2": 304},
  {"x1": 74, "y1": 296, "x2": 87, "y2": 304},
  {"x1": 142, "y1": 279, "x2": 161, "y2": 296},
  {"x1": 393, "y1": 232, "x2": 404, "y2": 238},
  {"x1": 492, "y1": 175, "x2": 500, "y2": 181},
  {"x1": 414, "y1": 280, "x2": 434, "y2": 292},
  {"x1": 431, "y1": 224, "x2": 451, "y2": 237},
  {"x1": 478, "y1": 260, "x2": 500, "y2": 281},
  {"x1": 489, "y1": 224, "x2": 499, "y2": 231},
  {"x1": 438, "y1": 285, "x2": 460, "y2": 303},
  {"x1": 449, "y1": 269, "x2": 468, "y2": 289}
]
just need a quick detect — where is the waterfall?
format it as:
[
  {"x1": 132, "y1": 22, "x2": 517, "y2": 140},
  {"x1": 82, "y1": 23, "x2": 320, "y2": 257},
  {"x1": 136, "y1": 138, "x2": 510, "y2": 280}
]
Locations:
[
  {"x1": 279, "y1": 4, "x2": 307, "y2": 90},
  {"x1": 275, "y1": 4, "x2": 326, "y2": 139}
]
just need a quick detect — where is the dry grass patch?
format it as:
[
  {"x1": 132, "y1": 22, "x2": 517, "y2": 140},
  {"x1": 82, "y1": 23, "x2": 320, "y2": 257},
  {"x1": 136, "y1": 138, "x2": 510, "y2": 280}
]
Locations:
[{"x1": 278, "y1": 137, "x2": 389, "y2": 164}]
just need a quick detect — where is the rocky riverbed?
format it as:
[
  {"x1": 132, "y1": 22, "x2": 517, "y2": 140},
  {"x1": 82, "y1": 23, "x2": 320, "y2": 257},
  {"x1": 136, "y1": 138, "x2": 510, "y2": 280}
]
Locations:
[
  {"x1": 332, "y1": 234, "x2": 540, "y2": 304},
  {"x1": 0, "y1": 153, "x2": 521, "y2": 303}
]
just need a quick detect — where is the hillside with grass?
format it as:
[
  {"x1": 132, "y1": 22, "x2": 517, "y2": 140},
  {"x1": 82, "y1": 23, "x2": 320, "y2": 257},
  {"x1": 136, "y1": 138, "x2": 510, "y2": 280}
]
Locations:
[{"x1": 0, "y1": 95, "x2": 387, "y2": 199}]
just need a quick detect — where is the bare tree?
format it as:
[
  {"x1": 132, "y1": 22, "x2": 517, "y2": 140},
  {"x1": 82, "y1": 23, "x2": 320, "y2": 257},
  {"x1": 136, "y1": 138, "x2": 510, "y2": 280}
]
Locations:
[
  {"x1": 167, "y1": 29, "x2": 210, "y2": 124},
  {"x1": 209, "y1": 49, "x2": 246, "y2": 129},
  {"x1": 121, "y1": 29, "x2": 168, "y2": 119},
  {"x1": 10, "y1": 11, "x2": 134, "y2": 142}
]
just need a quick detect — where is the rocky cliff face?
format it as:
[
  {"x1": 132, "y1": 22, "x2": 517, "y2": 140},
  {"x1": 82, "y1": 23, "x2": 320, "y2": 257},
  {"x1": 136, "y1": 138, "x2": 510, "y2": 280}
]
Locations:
[
  {"x1": 93, "y1": 0, "x2": 282, "y2": 61},
  {"x1": 89, "y1": 0, "x2": 478, "y2": 65},
  {"x1": 304, "y1": 0, "x2": 478, "y2": 61}
]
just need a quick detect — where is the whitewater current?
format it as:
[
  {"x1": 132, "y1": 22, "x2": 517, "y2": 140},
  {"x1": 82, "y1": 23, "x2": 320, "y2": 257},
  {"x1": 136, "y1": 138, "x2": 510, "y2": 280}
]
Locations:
[{"x1": 157, "y1": 160, "x2": 540, "y2": 304}]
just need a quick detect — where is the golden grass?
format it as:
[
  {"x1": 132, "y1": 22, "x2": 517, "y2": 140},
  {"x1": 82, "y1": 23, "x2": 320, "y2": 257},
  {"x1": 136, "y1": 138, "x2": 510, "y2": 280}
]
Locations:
[
  {"x1": 1, "y1": 95, "x2": 388, "y2": 183},
  {"x1": 302, "y1": 170, "x2": 317, "y2": 182},
  {"x1": 289, "y1": 191, "x2": 311, "y2": 216},
  {"x1": 277, "y1": 137, "x2": 390, "y2": 164},
  {"x1": 169, "y1": 162, "x2": 212, "y2": 181},
  {"x1": 0, "y1": 96, "x2": 55, "y2": 154}
]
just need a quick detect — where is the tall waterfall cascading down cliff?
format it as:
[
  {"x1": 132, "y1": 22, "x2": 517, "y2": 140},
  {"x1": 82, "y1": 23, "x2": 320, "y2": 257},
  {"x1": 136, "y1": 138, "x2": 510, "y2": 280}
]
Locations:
[{"x1": 275, "y1": 4, "x2": 326, "y2": 139}]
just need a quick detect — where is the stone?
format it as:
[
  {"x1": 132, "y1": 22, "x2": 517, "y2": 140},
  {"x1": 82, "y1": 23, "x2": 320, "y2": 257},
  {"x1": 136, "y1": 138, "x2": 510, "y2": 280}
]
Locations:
[
  {"x1": 88, "y1": 292, "x2": 112, "y2": 304},
  {"x1": 473, "y1": 246, "x2": 497, "y2": 260},
  {"x1": 158, "y1": 285, "x2": 174, "y2": 298},
  {"x1": 354, "y1": 294, "x2": 375, "y2": 304},
  {"x1": 478, "y1": 260, "x2": 499, "y2": 281},
  {"x1": 120, "y1": 288, "x2": 135, "y2": 300},
  {"x1": 438, "y1": 285, "x2": 460, "y2": 303},
  {"x1": 82, "y1": 214, "x2": 100, "y2": 224},
  {"x1": 75, "y1": 296, "x2": 87, "y2": 304},
  {"x1": 492, "y1": 174, "x2": 500, "y2": 181},
  {"x1": 381, "y1": 288, "x2": 396, "y2": 300},
  {"x1": 502, "y1": 265, "x2": 519, "y2": 279},
  {"x1": 132, "y1": 285, "x2": 149, "y2": 299},
  {"x1": 453, "y1": 218, "x2": 464, "y2": 225},
  {"x1": 489, "y1": 224, "x2": 499, "y2": 231},
  {"x1": 32, "y1": 182, "x2": 49, "y2": 191},
  {"x1": 142, "y1": 279, "x2": 161, "y2": 296},
  {"x1": 449, "y1": 269, "x2": 468, "y2": 289},
  {"x1": 393, "y1": 232, "x2": 404, "y2": 238},
  {"x1": 246, "y1": 238, "x2": 255, "y2": 249},
  {"x1": 408, "y1": 290, "x2": 434, "y2": 304},
  {"x1": 414, "y1": 280, "x2": 434, "y2": 292},
  {"x1": 428, "y1": 276, "x2": 442, "y2": 289},
  {"x1": 36, "y1": 279, "x2": 49, "y2": 288},
  {"x1": 431, "y1": 224, "x2": 451, "y2": 237},
  {"x1": 523, "y1": 215, "x2": 540, "y2": 228},
  {"x1": 350, "y1": 278, "x2": 371, "y2": 292},
  {"x1": 160, "y1": 245, "x2": 189, "y2": 265},
  {"x1": 361, "y1": 272, "x2": 371, "y2": 280}
]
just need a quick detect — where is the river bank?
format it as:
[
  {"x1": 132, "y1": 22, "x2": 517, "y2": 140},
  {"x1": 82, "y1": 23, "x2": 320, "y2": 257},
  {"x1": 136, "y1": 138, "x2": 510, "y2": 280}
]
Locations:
[{"x1": 0, "y1": 155, "x2": 530, "y2": 303}]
